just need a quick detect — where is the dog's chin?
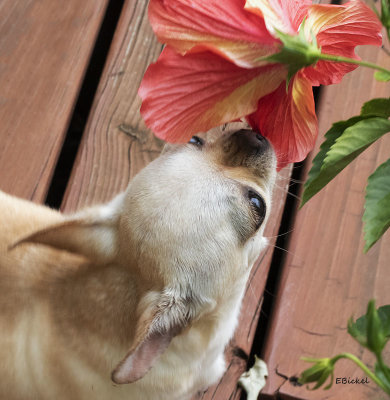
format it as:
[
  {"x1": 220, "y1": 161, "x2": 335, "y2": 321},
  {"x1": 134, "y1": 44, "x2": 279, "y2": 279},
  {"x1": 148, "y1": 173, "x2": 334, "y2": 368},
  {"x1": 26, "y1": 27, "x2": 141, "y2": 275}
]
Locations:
[{"x1": 245, "y1": 234, "x2": 269, "y2": 268}]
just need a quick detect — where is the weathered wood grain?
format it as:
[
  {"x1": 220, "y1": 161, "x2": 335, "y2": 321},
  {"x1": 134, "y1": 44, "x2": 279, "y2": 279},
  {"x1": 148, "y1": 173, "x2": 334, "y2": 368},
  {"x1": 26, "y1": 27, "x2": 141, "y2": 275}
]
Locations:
[
  {"x1": 61, "y1": 0, "x2": 164, "y2": 212},
  {"x1": 260, "y1": 36, "x2": 390, "y2": 400},
  {"x1": 0, "y1": 0, "x2": 109, "y2": 202},
  {"x1": 60, "y1": 0, "x2": 292, "y2": 399}
]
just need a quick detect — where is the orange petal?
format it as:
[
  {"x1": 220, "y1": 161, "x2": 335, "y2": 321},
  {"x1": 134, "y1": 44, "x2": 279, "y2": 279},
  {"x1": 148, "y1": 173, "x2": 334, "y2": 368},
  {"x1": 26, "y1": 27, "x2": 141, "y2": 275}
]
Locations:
[
  {"x1": 148, "y1": 0, "x2": 278, "y2": 68},
  {"x1": 245, "y1": 0, "x2": 311, "y2": 35},
  {"x1": 247, "y1": 73, "x2": 317, "y2": 169},
  {"x1": 139, "y1": 47, "x2": 286, "y2": 142},
  {"x1": 303, "y1": 0, "x2": 382, "y2": 85}
]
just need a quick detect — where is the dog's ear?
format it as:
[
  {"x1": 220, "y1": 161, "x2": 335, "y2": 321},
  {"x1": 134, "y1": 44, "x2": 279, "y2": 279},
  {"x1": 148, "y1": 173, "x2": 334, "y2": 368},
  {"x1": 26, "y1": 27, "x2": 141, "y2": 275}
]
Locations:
[
  {"x1": 111, "y1": 290, "x2": 195, "y2": 384},
  {"x1": 11, "y1": 193, "x2": 124, "y2": 262}
]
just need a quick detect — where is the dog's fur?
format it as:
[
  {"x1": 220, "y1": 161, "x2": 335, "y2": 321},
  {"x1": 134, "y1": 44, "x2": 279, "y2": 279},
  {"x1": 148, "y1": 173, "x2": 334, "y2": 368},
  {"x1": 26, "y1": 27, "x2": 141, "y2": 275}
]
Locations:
[{"x1": 0, "y1": 129, "x2": 276, "y2": 400}]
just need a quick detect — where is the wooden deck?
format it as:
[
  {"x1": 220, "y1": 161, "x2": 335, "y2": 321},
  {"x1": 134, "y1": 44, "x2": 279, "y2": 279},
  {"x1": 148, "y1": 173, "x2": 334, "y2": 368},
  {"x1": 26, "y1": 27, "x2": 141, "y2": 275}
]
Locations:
[{"x1": 1, "y1": 1, "x2": 389, "y2": 399}]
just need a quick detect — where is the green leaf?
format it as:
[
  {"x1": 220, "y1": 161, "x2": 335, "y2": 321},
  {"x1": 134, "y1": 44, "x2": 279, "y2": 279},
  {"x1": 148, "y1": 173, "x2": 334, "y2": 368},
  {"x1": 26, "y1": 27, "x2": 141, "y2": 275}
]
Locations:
[
  {"x1": 301, "y1": 117, "x2": 390, "y2": 206},
  {"x1": 381, "y1": 0, "x2": 390, "y2": 29},
  {"x1": 363, "y1": 159, "x2": 390, "y2": 252},
  {"x1": 380, "y1": 0, "x2": 390, "y2": 42},
  {"x1": 366, "y1": 300, "x2": 387, "y2": 355},
  {"x1": 322, "y1": 118, "x2": 390, "y2": 177},
  {"x1": 348, "y1": 315, "x2": 367, "y2": 348},
  {"x1": 348, "y1": 301, "x2": 390, "y2": 350},
  {"x1": 302, "y1": 116, "x2": 364, "y2": 206},
  {"x1": 375, "y1": 70, "x2": 390, "y2": 82},
  {"x1": 378, "y1": 305, "x2": 390, "y2": 338},
  {"x1": 361, "y1": 98, "x2": 390, "y2": 118}
]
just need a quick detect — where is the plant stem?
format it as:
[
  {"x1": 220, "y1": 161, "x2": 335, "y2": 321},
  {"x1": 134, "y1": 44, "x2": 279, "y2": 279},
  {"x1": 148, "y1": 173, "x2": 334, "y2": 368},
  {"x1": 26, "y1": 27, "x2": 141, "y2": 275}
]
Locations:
[
  {"x1": 333, "y1": 353, "x2": 390, "y2": 394},
  {"x1": 318, "y1": 52, "x2": 390, "y2": 76}
]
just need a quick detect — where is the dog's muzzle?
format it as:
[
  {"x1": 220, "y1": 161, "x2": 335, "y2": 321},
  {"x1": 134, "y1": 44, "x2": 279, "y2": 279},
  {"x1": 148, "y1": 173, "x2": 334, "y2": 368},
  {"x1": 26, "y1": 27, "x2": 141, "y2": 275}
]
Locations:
[
  {"x1": 221, "y1": 128, "x2": 273, "y2": 168},
  {"x1": 230, "y1": 129, "x2": 270, "y2": 154}
]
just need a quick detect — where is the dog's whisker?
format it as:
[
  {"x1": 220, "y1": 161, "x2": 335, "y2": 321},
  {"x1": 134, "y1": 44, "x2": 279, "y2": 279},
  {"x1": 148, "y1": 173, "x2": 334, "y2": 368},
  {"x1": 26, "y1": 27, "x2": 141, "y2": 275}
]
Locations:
[
  {"x1": 290, "y1": 178, "x2": 305, "y2": 184},
  {"x1": 272, "y1": 244, "x2": 299, "y2": 259},
  {"x1": 276, "y1": 176, "x2": 304, "y2": 184},
  {"x1": 264, "y1": 229, "x2": 294, "y2": 239},
  {"x1": 264, "y1": 241, "x2": 297, "y2": 258},
  {"x1": 247, "y1": 280, "x2": 257, "y2": 300},
  {"x1": 277, "y1": 177, "x2": 301, "y2": 185},
  {"x1": 273, "y1": 184, "x2": 302, "y2": 201},
  {"x1": 263, "y1": 287, "x2": 277, "y2": 298}
]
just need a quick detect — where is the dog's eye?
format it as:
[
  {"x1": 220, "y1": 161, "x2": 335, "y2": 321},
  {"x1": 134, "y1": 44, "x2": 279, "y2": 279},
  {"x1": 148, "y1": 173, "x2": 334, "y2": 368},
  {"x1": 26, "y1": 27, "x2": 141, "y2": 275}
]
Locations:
[
  {"x1": 247, "y1": 189, "x2": 266, "y2": 230},
  {"x1": 189, "y1": 136, "x2": 204, "y2": 147}
]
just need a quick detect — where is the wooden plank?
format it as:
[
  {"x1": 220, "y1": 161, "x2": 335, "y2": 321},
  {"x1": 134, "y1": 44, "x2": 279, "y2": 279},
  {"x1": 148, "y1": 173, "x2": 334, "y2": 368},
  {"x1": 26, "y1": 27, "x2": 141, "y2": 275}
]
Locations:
[
  {"x1": 61, "y1": 0, "x2": 292, "y2": 398},
  {"x1": 0, "y1": 0, "x2": 109, "y2": 202},
  {"x1": 261, "y1": 38, "x2": 390, "y2": 399},
  {"x1": 61, "y1": 0, "x2": 164, "y2": 212}
]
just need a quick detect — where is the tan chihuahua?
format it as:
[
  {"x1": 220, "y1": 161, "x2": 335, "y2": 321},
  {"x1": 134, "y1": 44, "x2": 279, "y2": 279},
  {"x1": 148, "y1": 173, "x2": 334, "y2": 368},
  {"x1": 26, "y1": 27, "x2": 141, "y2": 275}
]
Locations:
[{"x1": 0, "y1": 129, "x2": 276, "y2": 400}]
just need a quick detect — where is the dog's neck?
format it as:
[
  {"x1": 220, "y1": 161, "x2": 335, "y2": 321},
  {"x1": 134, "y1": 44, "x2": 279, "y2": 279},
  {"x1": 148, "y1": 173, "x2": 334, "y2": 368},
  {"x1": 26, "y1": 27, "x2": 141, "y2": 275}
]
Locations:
[
  {"x1": 50, "y1": 263, "x2": 139, "y2": 348},
  {"x1": 51, "y1": 259, "x2": 249, "y2": 372}
]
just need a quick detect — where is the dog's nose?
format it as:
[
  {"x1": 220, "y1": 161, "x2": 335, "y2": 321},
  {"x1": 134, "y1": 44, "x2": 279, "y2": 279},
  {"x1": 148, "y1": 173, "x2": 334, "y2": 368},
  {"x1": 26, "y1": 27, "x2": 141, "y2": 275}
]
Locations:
[{"x1": 231, "y1": 129, "x2": 269, "y2": 151}]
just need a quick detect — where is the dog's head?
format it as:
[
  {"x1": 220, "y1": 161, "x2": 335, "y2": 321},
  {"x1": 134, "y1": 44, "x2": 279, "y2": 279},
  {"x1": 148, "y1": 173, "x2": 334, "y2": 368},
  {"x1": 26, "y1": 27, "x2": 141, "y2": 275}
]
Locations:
[
  {"x1": 118, "y1": 128, "x2": 276, "y2": 287},
  {"x1": 17, "y1": 128, "x2": 276, "y2": 384}
]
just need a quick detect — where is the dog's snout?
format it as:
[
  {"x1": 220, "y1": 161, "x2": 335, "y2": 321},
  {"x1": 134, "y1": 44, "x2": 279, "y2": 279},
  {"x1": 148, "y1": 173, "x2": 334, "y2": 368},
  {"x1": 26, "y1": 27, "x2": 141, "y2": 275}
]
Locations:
[
  {"x1": 231, "y1": 129, "x2": 269, "y2": 151},
  {"x1": 217, "y1": 128, "x2": 275, "y2": 173}
]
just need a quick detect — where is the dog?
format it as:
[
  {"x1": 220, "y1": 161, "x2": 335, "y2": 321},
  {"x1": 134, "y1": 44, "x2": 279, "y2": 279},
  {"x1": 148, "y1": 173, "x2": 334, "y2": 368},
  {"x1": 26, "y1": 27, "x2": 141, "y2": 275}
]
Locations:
[{"x1": 0, "y1": 128, "x2": 276, "y2": 400}]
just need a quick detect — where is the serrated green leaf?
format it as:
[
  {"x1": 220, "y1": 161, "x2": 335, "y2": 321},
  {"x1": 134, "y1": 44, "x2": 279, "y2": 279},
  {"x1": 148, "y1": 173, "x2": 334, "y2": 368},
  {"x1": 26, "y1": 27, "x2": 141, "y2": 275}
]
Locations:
[
  {"x1": 361, "y1": 98, "x2": 390, "y2": 118},
  {"x1": 302, "y1": 116, "x2": 364, "y2": 206},
  {"x1": 363, "y1": 159, "x2": 390, "y2": 252},
  {"x1": 375, "y1": 70, "x2": 390, "y2": 82},
  {"x1": 322, "y1": 118, "x2": 390, "y2": 171},
  {"x1": 301, "y1": 117, "x2": 390, "y2": 206}
]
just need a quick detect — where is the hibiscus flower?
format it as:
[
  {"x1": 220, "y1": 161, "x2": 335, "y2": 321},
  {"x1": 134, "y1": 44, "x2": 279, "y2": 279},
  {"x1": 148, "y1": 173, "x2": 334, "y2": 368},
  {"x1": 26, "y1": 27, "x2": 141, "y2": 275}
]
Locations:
[{"x1": 138, "y1": 0, "x2": 382, "y2": 168}]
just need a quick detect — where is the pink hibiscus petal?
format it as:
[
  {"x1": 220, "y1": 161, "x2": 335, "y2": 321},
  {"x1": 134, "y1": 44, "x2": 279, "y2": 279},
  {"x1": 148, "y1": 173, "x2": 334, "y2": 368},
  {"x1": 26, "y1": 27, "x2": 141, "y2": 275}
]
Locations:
[
  {"x1": 303, "y1": 0, "x2": 382, "y2": 86},
  {"x1": 247, "y1": 73, "x2": 317, "y2": 169},
  {"x1": 245, "y1": 0, "x2": 311, "y2": 35},
  {"x1": 139, "y1": 47, "x2": 286, "y2": 142},
  {"x1": 148, "y1": 0, "x2": 278, "y2": 68}
]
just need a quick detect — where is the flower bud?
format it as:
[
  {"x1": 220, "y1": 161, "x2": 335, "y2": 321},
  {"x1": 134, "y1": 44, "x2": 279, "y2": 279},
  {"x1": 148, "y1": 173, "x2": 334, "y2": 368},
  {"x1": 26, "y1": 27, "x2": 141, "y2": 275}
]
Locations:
[
  {"x1": 366, "y1": 300, "x2": 386, "y2": 355},
  {"x1": 299, "y1": 357, "x2": 335, "y2": 390}
]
